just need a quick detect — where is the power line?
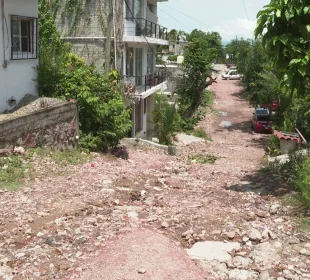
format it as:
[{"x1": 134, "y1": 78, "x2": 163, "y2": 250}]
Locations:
[
  {"x1": 242, "y1": 0, "x2": 250, "y2": 21},
  {"x1": 157, "y1": 8, "x2": 192, "y2": 32},
  {"x1": 159, "y1": 3, "x2": 235, "y2": 39}
]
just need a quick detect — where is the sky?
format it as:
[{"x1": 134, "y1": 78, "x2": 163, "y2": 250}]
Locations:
[{"x1": 157, "y1": 0, "x2": 271, "y2": 44}]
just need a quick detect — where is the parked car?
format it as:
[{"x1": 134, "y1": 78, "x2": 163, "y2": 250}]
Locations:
[
  {"x1": 222, "y1": 70, "x2": 241, "y2": 80},
  {"x1": 251, "y1": 108, "x2": 272, "y2": 133},
  {"x1": 226, "y1": 63, "x2": 235, "y2": 68},
  {"x1": 262, "y1": 100, "x2": 278, "y2": 111}
]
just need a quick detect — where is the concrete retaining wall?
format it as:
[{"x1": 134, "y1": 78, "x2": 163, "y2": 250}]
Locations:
[
  {"x1": 121, "y1": 138, "x2": 177, "y2": 155},
  {"x1": 0, "y1": 101, "x2": 79, "y2": 150}
]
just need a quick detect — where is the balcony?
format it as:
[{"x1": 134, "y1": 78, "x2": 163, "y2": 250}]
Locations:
[
  {"x1": 146, "y1": 6, "x2": 158, "y2": 24},
  {"x1": 124, "y1": 18, "x2": 168, "y2": 45},
  {"x1": 123, "y1": 70, "x2": 167, "y2": 97}
]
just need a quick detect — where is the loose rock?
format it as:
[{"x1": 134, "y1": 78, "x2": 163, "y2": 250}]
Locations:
[{"x1": 249, "y1": 229, "x2": 262, "y2": 242}]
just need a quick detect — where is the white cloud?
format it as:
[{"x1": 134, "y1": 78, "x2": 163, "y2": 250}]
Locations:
[
  {"x1": 236, "y1": 18, "x2": 257, "y2": 31},
  {"x1": 205, "y1": 18, "x2": 257, "y2": 42}
]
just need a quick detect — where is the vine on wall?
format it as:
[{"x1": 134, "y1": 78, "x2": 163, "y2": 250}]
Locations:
[{"x1": 48, "y1": 0, "x2": 96, "y2": 35}]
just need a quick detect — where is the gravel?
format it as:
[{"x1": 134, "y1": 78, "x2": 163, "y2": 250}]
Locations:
[
  {"x1": 0, "y1": 65, "x2": 309, "y2": 279},
  {"x1": 0, "y1": 94, "x2": 66, "y2": 123}
]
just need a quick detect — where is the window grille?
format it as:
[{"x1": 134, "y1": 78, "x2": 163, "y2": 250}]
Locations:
[{"x1": 11, "y1": 15, "x2": 38, "y2": 60}]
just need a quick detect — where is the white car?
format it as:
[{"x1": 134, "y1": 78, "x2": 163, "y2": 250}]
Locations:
[{"x1": 222, "y1": 70, "x2": 241, "y2": 80}]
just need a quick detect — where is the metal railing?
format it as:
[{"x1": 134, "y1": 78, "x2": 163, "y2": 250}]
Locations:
[
  {"x1": 125, "y1": 18, "x2": 168, "y2": 40},
  {"x1": 124, "y1": 70, "x2": 167, "y2": 93}
]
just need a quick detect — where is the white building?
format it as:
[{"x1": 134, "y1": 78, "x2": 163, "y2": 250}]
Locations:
[
  {"x1": 168, "y1": 40, "x2": 188, "y2": 55},
  {"x1": 0, "y1": 0, "x2": 38, "y2": 113},
  {"x1": 123, "y1": 0, "x2": 169, "y2": 138},
  {"x1": 55, "y1": 0, "x2": 169, "y2": 139}
]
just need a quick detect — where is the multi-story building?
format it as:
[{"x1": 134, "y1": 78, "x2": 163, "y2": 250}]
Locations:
[
  {"x1": 0, "y1": 0, "x2": 38, "y2": 113},
  {"x1": 55, "y1": 0, "x2": 169, "y2": 138}
]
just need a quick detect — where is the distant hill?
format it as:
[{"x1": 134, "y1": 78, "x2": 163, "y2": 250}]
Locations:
[{"x1": 222, "y1": 40, "x2": 231, "y2": 46}]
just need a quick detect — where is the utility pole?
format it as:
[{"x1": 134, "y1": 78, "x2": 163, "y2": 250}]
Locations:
[
  {"x1": 112, "y1": 0, "x2": 117, "y2": 69},
  {"x1": 104, "y1": 0, "x2": 113, "y2": 76},
  {"x1": 114, "y1": 0, "x2": 124, "y2": 73}
]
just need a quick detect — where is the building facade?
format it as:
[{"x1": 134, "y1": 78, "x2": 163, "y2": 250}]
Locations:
[
  {"x1": 54, "y1": 0, "x2": 169, "y2": 138},
  {"x1": 0, "y1": 0, "x2": 38, "y2": 113}
]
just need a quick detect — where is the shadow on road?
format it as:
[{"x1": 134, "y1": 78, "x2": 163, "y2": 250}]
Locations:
[
  {"x1": 214, "y1": 120, "x2": 270, "y2": 150},
  {"x1": 225, "y1": 165, "x2": 293, "y2": 197}
]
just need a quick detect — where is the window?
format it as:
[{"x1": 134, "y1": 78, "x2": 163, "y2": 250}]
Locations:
[
  {"x1": 11, "y1": 15, "x2": 37, "y2": 60},
  {"x1": 125, "y1": 0, "x2": 134, "y2": 19}
]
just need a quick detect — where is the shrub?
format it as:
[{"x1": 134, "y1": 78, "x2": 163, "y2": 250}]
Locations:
[
  {"x1": 167, "y1": 55, "x2": 178, "y2": 62},
  {"x1": 266, "y1": 135, "x2": 281, "y2": 156},
  {"x1": 110, "y1": 146, "x2": 129, "y2": 160},
  {"x1": 201, "y1": 90, "x2": 215, "y2": 107},
  {"x1": 193, "y1": 128, "x2": 212, "y2": 141},
  {"x1": 38, "y1": 52, "x2": 132, "y2": 152},
  {"x1": 37, "y1": 4, "x2": 132, "y2": 152},
  {"x1": 296, "y1": 156, "x2": 310, "y2": 208},
  {"x1": 180, "y1": 117, "x2": 199, "y2": 133},
  {"x1": 178, "y1": 90, "x2": 214, "y2": 133},
  {"x1": 0, "y1": 155, "x2": 29, "y2": 189},
  {"x1": 189, "y1": 154, "x2": 218, "y2": 164},
  {"x1": 151, "y1": 93, "x2": 181, "y2": 145}
]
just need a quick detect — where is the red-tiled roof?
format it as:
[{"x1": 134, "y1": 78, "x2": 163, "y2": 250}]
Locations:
[{"x1": 273, "y1": 130, "x2": 302, "y2": 143}]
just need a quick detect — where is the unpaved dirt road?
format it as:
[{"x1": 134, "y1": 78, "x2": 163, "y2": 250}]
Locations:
[{"x1": 0, "y1": 65, "x2": 310, "y2": 280}]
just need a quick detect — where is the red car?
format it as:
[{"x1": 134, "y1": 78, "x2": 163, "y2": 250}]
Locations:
[
  {"x1": 251, "y1": 109, "x2": 273, "y2": 133},
  {"x1": 263, "y1": 100, "x2": 278, "y2": 111},
  {"x1": 226, "y1": 63, "x2": 235, "y2": 68}
]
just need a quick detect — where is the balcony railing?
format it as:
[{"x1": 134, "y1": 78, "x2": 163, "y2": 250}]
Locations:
[
  {"x1": 124, "y1": 70, "x2": 167, "y2": 94},
  {"x1": 125, "y1": 18, "x2": 168, "y2": 40}
]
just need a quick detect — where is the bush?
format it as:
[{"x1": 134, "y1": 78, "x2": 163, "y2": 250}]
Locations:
[
  {"x1": 296, "y1": 156, "x2": 310, "y2": 208},
  {"x1": 110, "y1": 146, "x2": 129, "y2": 160},
  {"x1": 180, "y1": 117, "x2": 199, "y2": 132},
  {"x1": 189, "y1": 154, "x2": 218, "y2": 164},
  {"x1": 193, "y1": 128, "x2": 212, "y2": 141},
  {"x1": 266, "y1": 135, "x2": 281, "y2": 156},
  {"x1": 201, "y1": 90, "x2": 215, "y2": 107},
  {"x1": 265, "y1": 149, "x2": 310, "y2": 207},
  {"x1": 151, "y1": 93, "x2": 181, "y2": 145},
  {"x1": 178, "y1": 90, "x2": 214, "y2": 133},
  {"x1": 0, "y1": 155, "x2": 29, "y2": 189},
  {"x1": 167, "y1": 55, "x2": 178, "y2": 62},
  {"x1": 38, "y1": 51, "x2": 132, "y2": 152},
  {"x1": 38, "y1": 4, "x2": 132, "y2": 152}
]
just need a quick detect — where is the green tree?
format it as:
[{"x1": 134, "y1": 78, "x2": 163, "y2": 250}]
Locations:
[
  {"x1": 225, "y1": 38, "x2": 252, "y2": 65},
  {"x1": 187, "y1": 30, "x2": 224, "y2": 62},
  {"x1": 176, "y1": 38, "x2": 217, "y2": 119},
  {"x1": 167, "y1": 29, "x2": 188, "y2": 42},
  {"x1": 187, "y1": 29, "x2": 207, "y2": 42},
  {"x1": 255, "y1": 0, "x2": 310, "y2": 94},
  {"x1": 237, "y1": 39, "x2": 268, "y2": 92}
]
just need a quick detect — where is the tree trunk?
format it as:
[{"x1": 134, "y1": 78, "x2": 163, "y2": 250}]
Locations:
[
  {"x1": 182, "y1": 87, "x2": 204, "y2": 119},
  {"x1": 182, "y1": 75, "x2": 217, "y2": 119}
]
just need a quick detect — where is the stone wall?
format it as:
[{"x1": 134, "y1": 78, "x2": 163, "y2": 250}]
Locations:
[
  {"x1": 0, "y1": 101, "x2": 79, "y2": 150},
  {"x1": 70, "y1": 40, "x2": 106, "y2": 72},
  {"x1": 54, "y1": 0, "x2": 111, "y2": 37},
  {"x1": 54, "y1": 0, "x2": 124, "y2": 72}
]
